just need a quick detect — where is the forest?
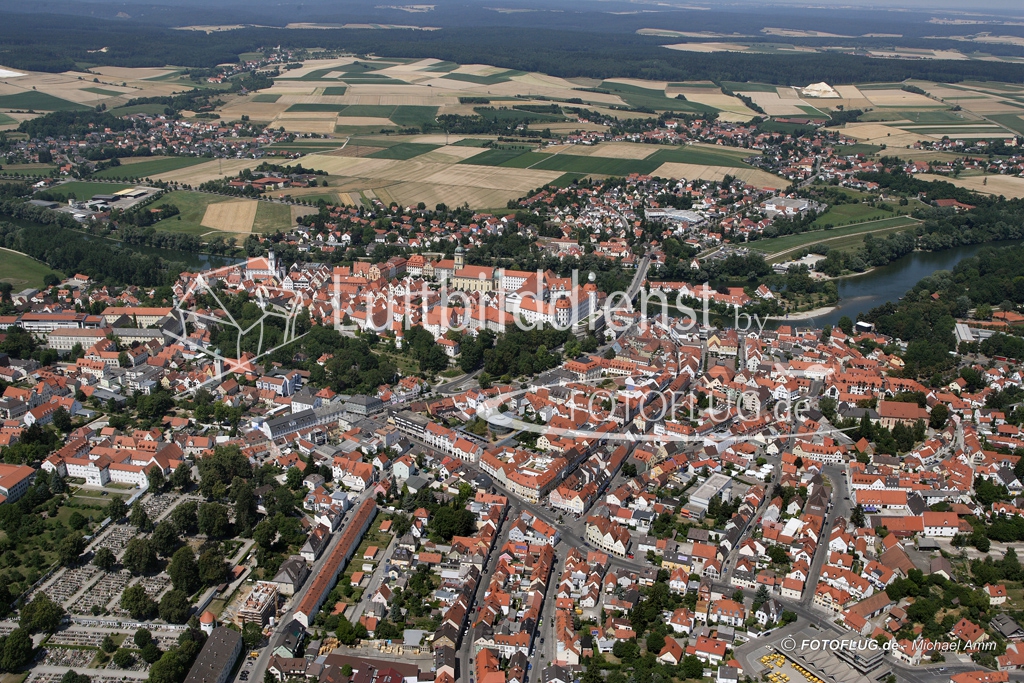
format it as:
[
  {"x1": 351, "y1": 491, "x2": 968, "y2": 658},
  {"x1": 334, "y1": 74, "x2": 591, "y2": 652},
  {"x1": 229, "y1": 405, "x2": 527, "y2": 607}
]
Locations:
[
  {"x1": 3, "y1": 9, "x2": 1024, "y2": 85},
  {"x1": 0, "y1": 201, "x2": 178, "y2": 287}
]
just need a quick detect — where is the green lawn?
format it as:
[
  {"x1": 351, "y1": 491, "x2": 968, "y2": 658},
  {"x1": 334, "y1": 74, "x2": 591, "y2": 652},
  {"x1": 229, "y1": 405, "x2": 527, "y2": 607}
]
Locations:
[
  {"x1": 0, "y1": 249, "x2": 60, "y2": 288},
  {"x1": 41, "y1": 181, "x2": 132, "y2": 201},
  {"x1": 367, "y1": 143, "x2": 440, "y2": 160},
  {"x1": 252, "y1": 202, "x2": 292, "y2": 233},
  {"x1": 93, "y1": 156, "x2": 207, "y2": 180},
  {"x1": 751, "y1": 216, "x2": 920, "y2": 259},
  {"x1": 0, "y1": 91, "x2": 89, "y2": 111},
  {"x1": 811, "y1": 203, "x2": 894, "y2": 228}
]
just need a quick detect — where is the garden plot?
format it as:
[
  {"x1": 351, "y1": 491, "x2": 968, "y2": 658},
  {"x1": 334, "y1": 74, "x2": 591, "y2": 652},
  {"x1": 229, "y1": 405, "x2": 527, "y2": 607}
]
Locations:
[{"x1": 200, "y1": 199, "x2": 258, "y2": 233}]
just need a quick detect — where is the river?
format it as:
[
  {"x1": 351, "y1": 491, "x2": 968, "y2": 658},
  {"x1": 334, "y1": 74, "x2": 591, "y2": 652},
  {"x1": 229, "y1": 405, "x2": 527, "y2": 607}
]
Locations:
[{"x1": 785, "y1": 240, "x2": 1023, "y2": 328}]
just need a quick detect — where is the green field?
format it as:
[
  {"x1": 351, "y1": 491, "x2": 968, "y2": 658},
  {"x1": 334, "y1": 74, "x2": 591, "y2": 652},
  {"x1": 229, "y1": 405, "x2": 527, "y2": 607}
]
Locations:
[
  {"x1": 458, "y1": 146, "x2": 537, "y2": 166},
  {"x1": 725, "y1": 82, "x2": 780, "y2": 93},
  {"x1": 988, "y1": 113, "x2": 1024, "y2": 135},
  {"x1": 41, "y1": 181, "x2": 131, "y2": 201},
  {"x1": 475, "y1": 107, "x2": 565, "y2": 123},
  {"x1": 490, "y1": 144, "x2": 754, "y2": 175},
  {"x1": 109, "y1": 103, "x2": 169, "y2": 116},
  {"x1": 334, "y1": 124, "x2": 393, "y2": 135},
  {"x1": 752, "y1": 216, "x2": 920, "y2": 260},
  {"x1": 264, "y1": 143, "x2": 346, "y2": 153},
  {"x1": 452, "y1": 138, "x2": 493, "y2": 147},
  {"x1": 0, "y1": 91, "x2": 90, "y2": 111},
  {"x1": 93, "y1": 156, "x2": 207, "y2": 180},
  {"x1": 322, "y1": 87, "x2": 348, "y2": 96},
  {"x1": 389, "y1": 105, "x2": 439, "y2": 128},
  {"x1": 442, "y1": 70, "x2": 525, "y2": 85},
  {"x1": 0, "y1": 113, "x2": 15, "y2": 126},
  {"x1": 797, "y1": 105, "x2": 827, "y2": 117},
  {"x1": 592, "y1": 82, "x2": 715, "y2": 114},
  {"x1": 367, "y1": 143, "x2": 441, "y2": 160},
  {"x1": 840, "y1": 144, "x2": 883, "y2": 156},
  {"x1": 252, "y1": 201, "x2": 292, "y2": 233},
  {"x1": 252, "y1": 94, "x2": 282, "y2": 103},
  {"x1": 0, "y1": 249, "x2": 60, "y2": 288},
  {"x1": 287, "y1": 103, "x2": 348, "y2": 112},
  {"x1": 82, "y1": 87, "x2": 123, "y2": 97},
  {"x1": 334, "y1": 104, "x2": 439, "y2": 129},
  {"x1": 1, "y1": 164, "x2": 56, "y2": 177},
  {"x1": 551, "y1": 172, "x2": 587, "y2": 187}
]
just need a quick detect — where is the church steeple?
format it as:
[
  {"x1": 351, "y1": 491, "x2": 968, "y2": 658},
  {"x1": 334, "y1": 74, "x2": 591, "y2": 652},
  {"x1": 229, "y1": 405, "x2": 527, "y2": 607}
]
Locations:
[{"x1": 454, "y1": 244, "x2": 465, "y2": 270}]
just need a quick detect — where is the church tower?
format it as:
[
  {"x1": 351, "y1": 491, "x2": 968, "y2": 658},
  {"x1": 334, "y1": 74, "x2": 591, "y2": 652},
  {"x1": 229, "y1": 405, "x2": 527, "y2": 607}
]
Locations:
[{"x1": 454, "y1": 244, "x2": 465, "y2": 271}]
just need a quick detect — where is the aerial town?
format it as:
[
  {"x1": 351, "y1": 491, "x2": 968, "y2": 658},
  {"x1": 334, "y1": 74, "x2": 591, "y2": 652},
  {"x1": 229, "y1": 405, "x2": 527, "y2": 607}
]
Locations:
[
  {"x1": 0, "y1": 150, "x2": 1021, "y2": 683},
  {"x1": 4, "y1": 2, "x2": 1024, "y2": 682}
]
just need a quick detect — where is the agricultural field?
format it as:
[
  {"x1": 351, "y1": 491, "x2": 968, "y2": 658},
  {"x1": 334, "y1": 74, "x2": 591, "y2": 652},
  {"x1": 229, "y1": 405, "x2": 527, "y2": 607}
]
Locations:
[
  {"x1": 200, "y1": 199, "x2": 259, "y2": 233},
  {"x1": 92, "y1": 156, "x2": 208, "y2": 180},
  {"x1": 252, "y1": 201, "x2": 293, "y2": 233},
  {"x1": 915, "y1": 173, "x2": 1024, "y2": 199},
  {"x1": 150, "y1": 158, "x2": 260, "y2": 185},
  {"x1": 148, "y1": 190, "x2": 247, "y2": 236},
  {"x1": 0, "y1": 248, "x2": 60, "y2": 288}
]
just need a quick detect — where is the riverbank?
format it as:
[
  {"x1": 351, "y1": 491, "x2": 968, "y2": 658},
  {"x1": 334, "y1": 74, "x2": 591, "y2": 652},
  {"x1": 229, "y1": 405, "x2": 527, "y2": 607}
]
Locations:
[{"x1": 767, "y1": 306, "x2": 836, "y2": 321}]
